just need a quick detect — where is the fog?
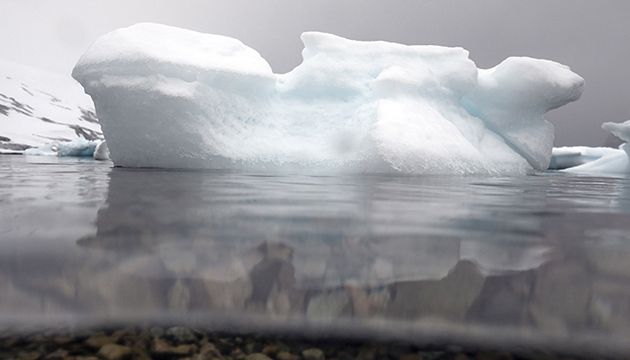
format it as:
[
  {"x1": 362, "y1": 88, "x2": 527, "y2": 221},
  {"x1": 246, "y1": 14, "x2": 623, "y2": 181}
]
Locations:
[{"x1": 1, "y1": 0, "x2": 629, "y2": 147}]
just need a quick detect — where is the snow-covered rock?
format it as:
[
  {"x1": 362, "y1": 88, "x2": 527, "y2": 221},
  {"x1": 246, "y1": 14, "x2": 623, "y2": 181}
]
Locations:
[
  {"x1": 73, "y1": 23, "x2": 584, "y2": 174},
  {"x1": 0, "y1": 59, "x2": 102, "y2": 154}
]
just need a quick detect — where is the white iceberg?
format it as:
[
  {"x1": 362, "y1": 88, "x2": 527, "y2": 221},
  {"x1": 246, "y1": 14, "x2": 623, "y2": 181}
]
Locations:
[
  {"x1": 72, "y1": 23, "x2": 584, "y2": 174},
  {"x1": 560, "y1": 120, "x2": 630, "y2": 174}
]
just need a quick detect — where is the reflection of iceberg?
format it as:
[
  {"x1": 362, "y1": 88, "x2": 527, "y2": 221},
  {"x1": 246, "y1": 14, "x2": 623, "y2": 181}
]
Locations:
[
  {"x1": 73, "y1": 23, "x2": 584, "y2": 174},
  {"x1": 0, "y1": 166, "x2": 556, "y2": 320},
  {"x1": 84, "y1": 169, "x2": 551, "y2": 289},
  {"x1": 8, "y1": 164, "x2": 630, "y2": 342},
  {"x1": 58, "y1": 168, "x2": 554, "y2": 320},
  {"x1": 460, "y1": 240, "x2": 549, "y2": 274}
]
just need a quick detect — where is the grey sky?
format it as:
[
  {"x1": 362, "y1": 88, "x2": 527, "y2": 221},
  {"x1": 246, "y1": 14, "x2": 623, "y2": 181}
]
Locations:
[{"x1": 1, "y1": 0, "x2": 628, "y2": 147}]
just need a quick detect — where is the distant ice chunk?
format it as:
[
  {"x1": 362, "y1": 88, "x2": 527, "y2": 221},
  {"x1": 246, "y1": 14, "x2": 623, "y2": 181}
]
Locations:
[
  {"x1": 23, "y1": 142, "x2": 59, "y2": 157},
  {"x1": 602, "y1": 120, "x2": 630, "y2": 143},
  {"x1": 549, "y1": 146, "x2": 621, "y2": 170},
  {"x1": 561, "y1": 148, "x2": 628, "y2": 174},
  {"x1": 560, "y1": 120, "x2": 630, "y2": 174},
  {"x1": 24, "y1": 137, "x2": 106, "y2": 159},
  {"x1": 73, "y1": 23, "x2": 584, "y2": 174}
]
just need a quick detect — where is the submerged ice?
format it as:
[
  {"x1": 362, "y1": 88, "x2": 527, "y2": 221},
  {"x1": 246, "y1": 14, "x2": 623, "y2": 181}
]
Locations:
[{"x1": 73, "y1": 23, "x2": 584, "y2": 174}]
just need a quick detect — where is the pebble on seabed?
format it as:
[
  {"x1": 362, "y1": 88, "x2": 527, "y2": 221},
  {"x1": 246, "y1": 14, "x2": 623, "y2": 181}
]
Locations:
[{"x1": 0, "y1": 326, "x2": 620, "y2": 360}]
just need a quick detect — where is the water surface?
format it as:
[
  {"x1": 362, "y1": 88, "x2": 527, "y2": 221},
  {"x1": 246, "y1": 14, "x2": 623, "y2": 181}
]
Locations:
[{"x1": 2, "y1": 155, "x2": 630, "y2": 353}]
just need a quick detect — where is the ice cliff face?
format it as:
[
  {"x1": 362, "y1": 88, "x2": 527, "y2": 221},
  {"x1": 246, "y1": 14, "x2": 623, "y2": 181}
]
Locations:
[
  {"x1": 73, "y1": 23, "x2": 584, "y2": 174},
  {"x1": 0, "y1": 59, "x2": 102, "y2": 154}
]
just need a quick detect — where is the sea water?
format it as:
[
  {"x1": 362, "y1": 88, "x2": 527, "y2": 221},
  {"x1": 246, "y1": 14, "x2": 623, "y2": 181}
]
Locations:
[{"x1": 2, "y1": 155, "x2": 630, "y2": 353}]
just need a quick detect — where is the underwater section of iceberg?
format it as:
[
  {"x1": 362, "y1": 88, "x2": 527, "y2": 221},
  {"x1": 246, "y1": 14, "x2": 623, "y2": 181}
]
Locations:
[{"x1": 72, "y1": 23, "x2": 584, "y2": 174}]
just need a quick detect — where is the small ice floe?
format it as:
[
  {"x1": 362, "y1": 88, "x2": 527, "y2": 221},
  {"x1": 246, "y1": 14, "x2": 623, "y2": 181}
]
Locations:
[
  {"x1": 554, "y1": 120, "x2": 630, "y2": 175},
  {"x1": 24, "y1": 137, "x2": 110, "y2": 160}
]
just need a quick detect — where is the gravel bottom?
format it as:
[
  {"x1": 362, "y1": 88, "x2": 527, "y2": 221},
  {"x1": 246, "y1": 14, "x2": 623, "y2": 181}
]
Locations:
[{"x1": 0, "y1": 326, "x2": 621, "y2": 360}]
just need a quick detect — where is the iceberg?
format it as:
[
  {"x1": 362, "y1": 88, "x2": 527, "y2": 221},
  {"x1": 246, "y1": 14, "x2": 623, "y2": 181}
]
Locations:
[
  {"x1": 24, "y1": 137, "x2": 108, "y2": 159},
  {"x1": 72, "y1": 23, "x2": 584, "y2": 174},
  {"x1": 549, "y1": 146, "x2": 621, "y2": 170},
  {"x1": 93, "y1": 140, "x2": 110, "y2": 160},
  {"x1": 559, "y1": 120, "x2": 630, "y2": 174}
]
